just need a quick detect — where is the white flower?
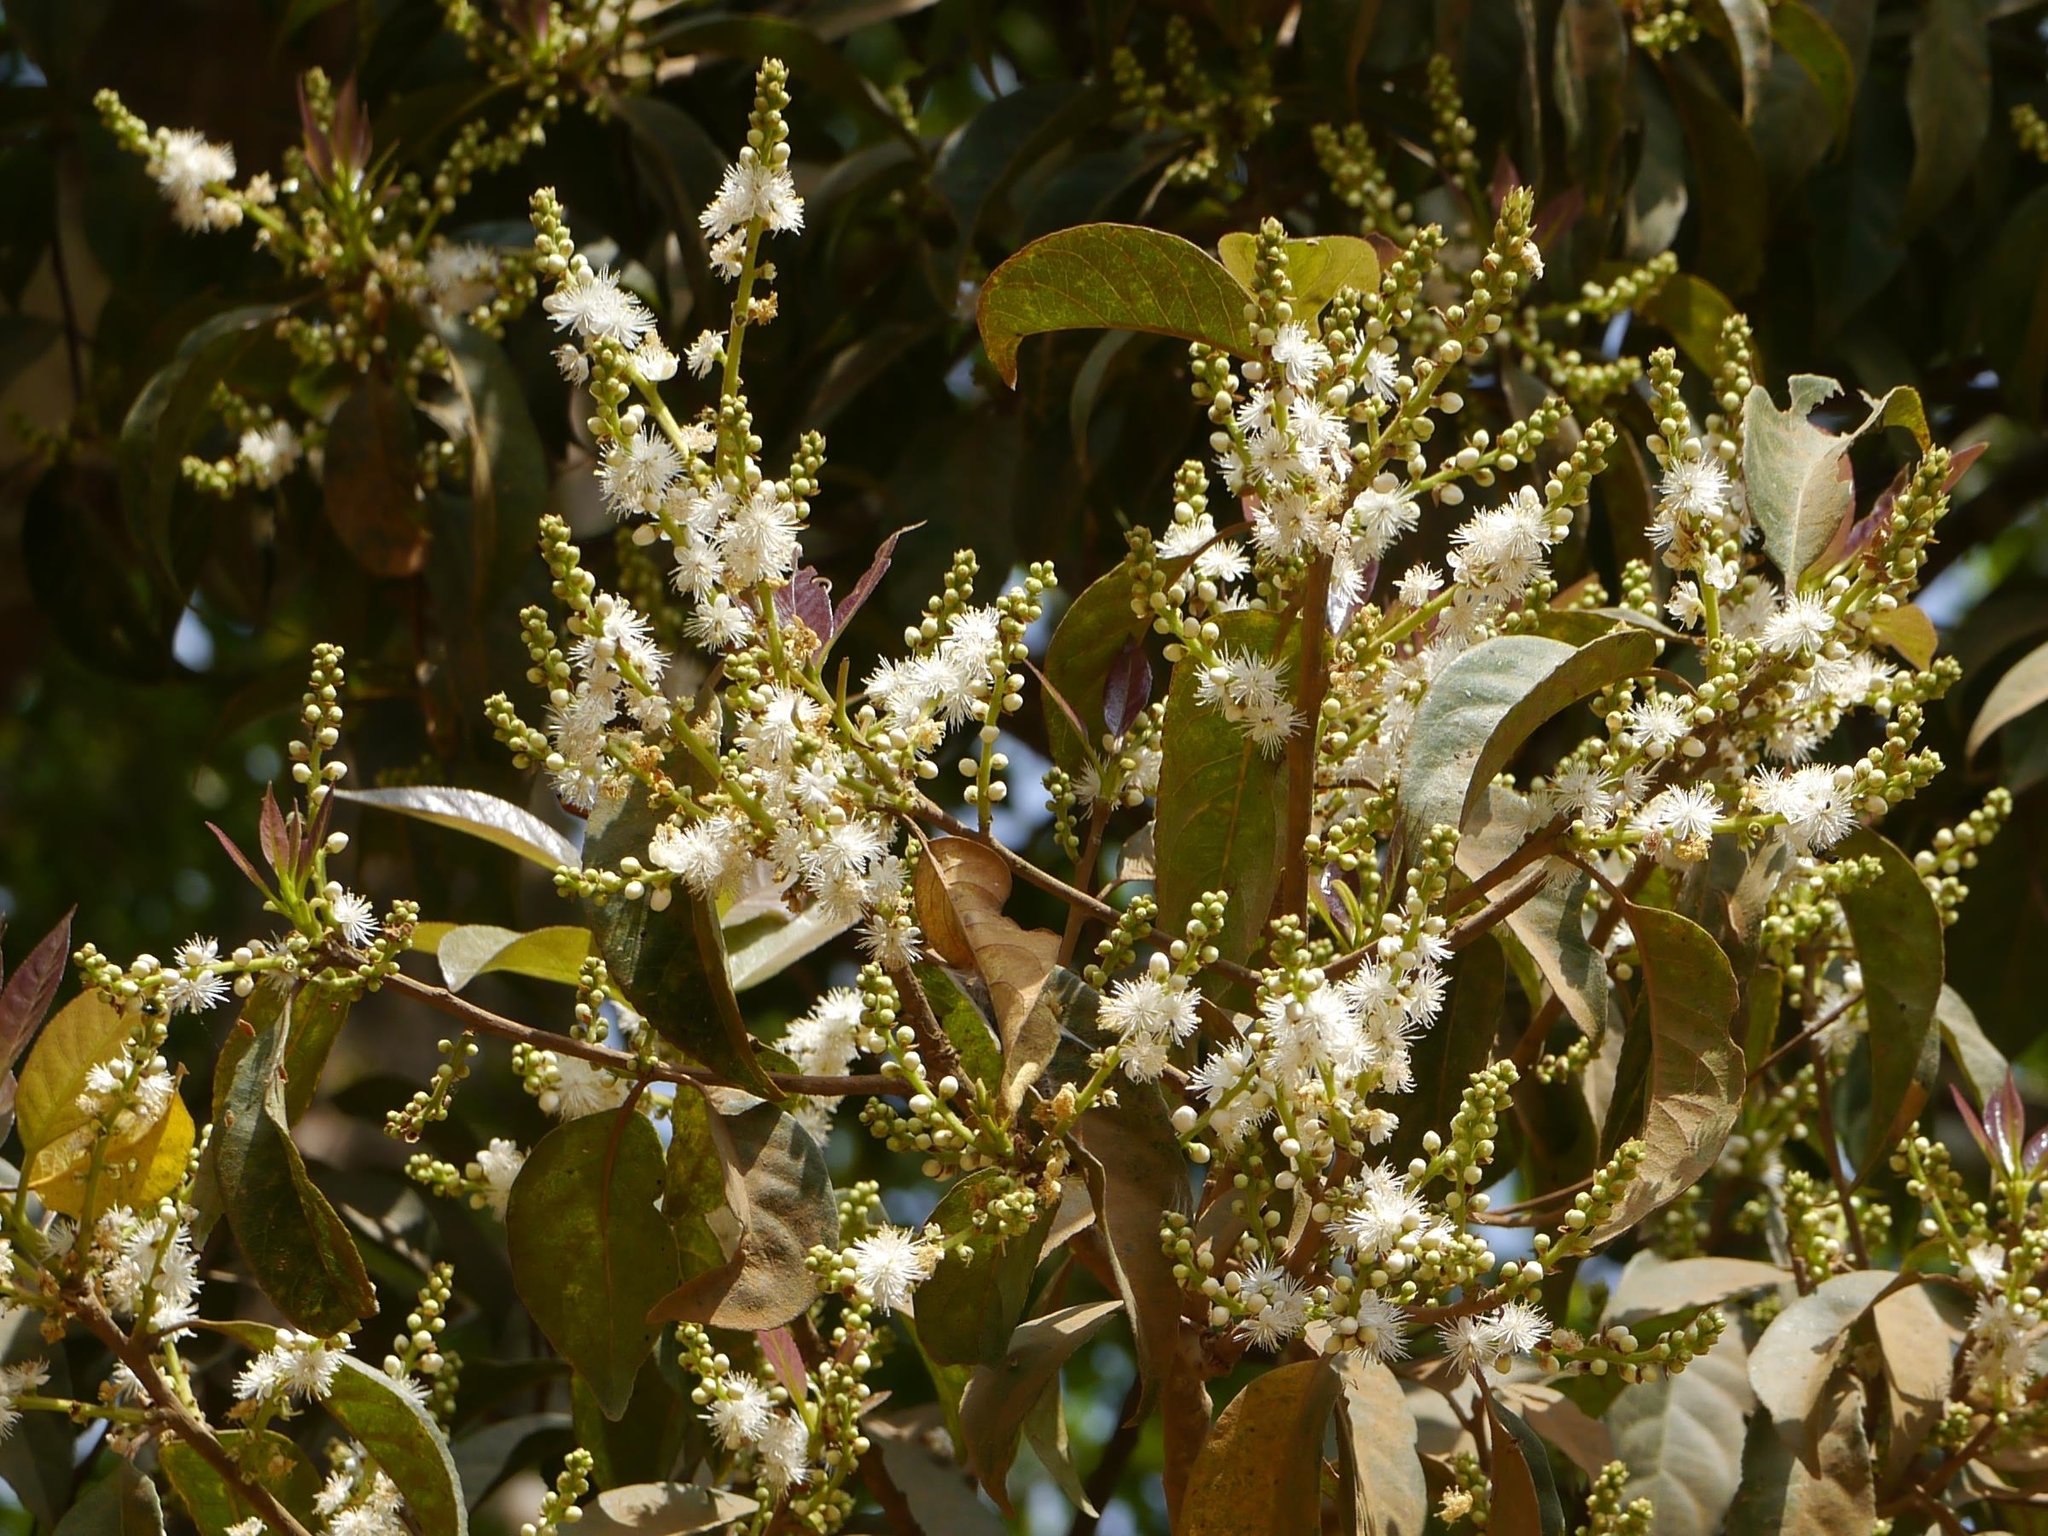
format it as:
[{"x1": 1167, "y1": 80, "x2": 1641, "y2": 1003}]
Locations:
[
  {"x1": 596, "y1": 428, "x2": 684, "y2": 518},
  {"x1": 149, "y1": 128, "x2": 238, "y2": 230},
  {"x1": 1350, "y1": 1293, "x2": 1410, "y2": 1363},
  {"x1": 631, "y1": 338, "x2": 679, "y2": 383},
  {"x1": 329, "y1": 889, "x2": 379, "y2": 946},
  {"x1": 0, "y1": 1359, "x2": 49, "y2": 1441},
  {"x1": 238, "y1": 421, "x2": 302, "y2": 489},
  {"x1": 1964, "y1": 1242, "x2": 2009, "y2": 1289},
  {"x1": 1658, "y1": 455, "x2": 1730, "y2": 519},
  {"x1": 758, "y1": 1411, "x2": 813, "y2": 1491},
  {"x1": 226, "y1": 1520, "x2": 265, "y2": 1536},
  {"x1": 687, "y1": 592, "x2": 757, "y2": 650},
  {"x1": 1448, "y1": 487, "x2": 1555, "y2": 597},
  {"x1": 1350, "y1": 480, "x2": 1420, "y2": 562},
  {"x1": 553, "y1": 343, "x2": 590, "y2": 384},
  {"x1": 424, "y1": 241, "x2": 497, "y2": 314},
  {"x1": 1483, "y1": 1298, "x2": 1551, "y2": 1357},
  {"x1": 546, "y1": 1056, "x2": 630, "y2": 1120},
  {"x1": 1633, "y1": 785, "x2": 1721, "y2": 858},
  {"x1": 700, "y1": 155, "x2": 804, "y2": 238},
  {"x1": 1269, "y1": 324, "x2": 1331, "y2": 389},
  {"x1": 1763, "y1": 591, "x2": 1836, "y2": 655},
  {"x1": 1101, "y1": 967, "x2": 1203, "y2": 1066},
  {"x1": 846, "y1": 1226, "x2": 937, "y2": 1313},
  {"x1": 1194, "y1": 646, "x2": 1298, "y2": 755},
  {"x1": 1747, "y1": 766, "x2": 1853, "y2": 851},
  {"x1": 466, "y1": 1139, "x2": 526, "y2": 1217},
  {"x1": 1623, "y1": 693, "x2": 1691, "y2": 752},
  {"x1": 542, "y1": 268, "x2": 654, "y2": 347},
  {"x1": 704, "y1": 1371, "x2": 775, "y2": 1449},
  {"x1": 1394, "y1": 563, "x2": 1443, "y2": 609},
  {"x1": 236, "y1": 1331, "x2": 346, "y2": 1403},
  {"x1": 1359, "y1": 347, "x2": 1400, "y2": 401},
  {"x1": 686, "y1": 329, "x2": 724, "y2": 378}
]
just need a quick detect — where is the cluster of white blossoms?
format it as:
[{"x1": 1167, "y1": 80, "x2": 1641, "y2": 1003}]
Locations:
[
  {"x1": 780, "y1": 987, "x2": 867, "y2": 1141},
  {"x1": 0, "y1": 1359, "x2": 50, "y2": 1443},
  {"x1": 234, "y1": 1330, "x2": 349, "y2": 1405},
  {"x1": 88, "y1": 1204, "x2": 203, "y2": 1331},
  {"x1": 145, "y1": 126, "x2": 244, "y2": 231},
  {"x1": 698, "y1": 1368, "x2": 813, "y2": 1494},
  {"x1": 311, "y1": 1445, "x2": 411, "y2": 1536}
]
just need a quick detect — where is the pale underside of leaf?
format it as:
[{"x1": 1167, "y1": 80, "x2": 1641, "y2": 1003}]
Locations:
[
  {"x1": 1607, "y1": 1325, "x2": 1753, "y2": 1536},
  {"x1": 1967, "y1": 636, "x2": 2048, "y2": 759},
  {"x1": 336, "y1": 786, "x2": 580, "y2": 870}
]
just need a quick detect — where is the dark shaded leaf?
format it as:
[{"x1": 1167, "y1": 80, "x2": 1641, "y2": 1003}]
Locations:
[
  {"x1": 215, "y1": 979, "x2": 377, "y2": 1332},
  {"x1": 1903, "y1": 0, "x2": 1989, "y2": 228},
  {"x1": 957, "y1": 1298, "x2": 1122, "y2": 1511},
  {"x1": 0, "y1": 909, "x2": 72, "y2": 1077},
  {"x1": 161, "y1": 1430, "x2": 323, "y2": 1536},
  {"x1": 1489, "y1": 1396, "x2": 1567, "y2": 1536},
  {"x1": 1771, "y1": 2, "x2": 1855, "y2": 145},
  {"x1": 326, "y1": 1355, "x2": 468, "y2": 1536},
  {"x1": 914, "y1": 1168, "x2": 1055, "y2": 1366},
  {"x1": 1179, "y1": 1358, "x2": 1342, "y2": 1536},
  {"x1": 1727, "y1": 1377, "x2": 1873, "y2": 1533},
  {"x1": 1836, "y1": 828, "x2": 1944, "y2": 1164},
  {"x1": 1387, "y1": 932, "x2": 1505, "y2": 1172},
  {"x1": 324, "y1": 376, "x2": 429, "y2": 579},
  {"x1": 51, "y1": 1460, "x2": 161, "y2": 1536},
  {"x1": 507, "y1": 1110, "x2": 679, "y2": 1419}
]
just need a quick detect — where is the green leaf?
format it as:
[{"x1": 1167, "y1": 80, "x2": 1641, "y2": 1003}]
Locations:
[
  {"x1": 1606, "y1": 1323, "x2": 1753, "y2": 1536},
  {"x1": 450, "y1": 1415, "x2": 573, "y2": 1510},
  {"x1": 215, "y1": 979, "x2": 377, "y2": 1333},
  {"x1": 1770, "y1": 1, "x2": 1855, "y2": 146},
  {"x1": 935, "y1": 82, "x2": 1107, "y2": 250},
  {"x1": 647, "y1": 1096, "x2": 839, "y2": 1330},
  {"x1": 1400, "y1": 630, "x2": 1656, "y2": 847},
  {"x1": 161, "y1": 1430, "x2": 323, "y2": 1536},
  {"x1": 1936, "y1": 984, "x2": 2007, "y2": 1108},
  {"x1": 957, "y1": 1299, "x2": 1122, "y2": 1511},
  {"x1": 324, "y1": 376, "x2": 429, "y2": 579},
  {"x1": 1155, "y1": 608, "x2": 1295, "y2": 967},
  {"x1": 51, "y1": 1461, "x2": 161, "y2": 1536},
  {"x1": 1216, "y1": 233, "x2": 1380, "y2": 311},
  {"x1": 913, "y1": 1169, "x2": 1055, "y2": 1367},
  {"x1": 1180, "y1": 1358, "x2": 1343, "y2": 1536},
  {"x1": 506, "y1": 1110, "x2": 680, "y2": 1419},
  {"x1": 1727, "y1": 1377, "x2": 1873, "y2": 1533},
  {"x1": 1021, "y1": 1382, "x2": 1094, "y2": 1517},
  {"x1": 1903, "y1": 0, "x2": 1989, "y2": 229},
  {"x1": 1041, "y1": 558, "x2": 1154, "y2": 774},
  {"x1": 1591, "y1": 904, "x2": 1742, "y2": 1240},
  {"x1": 572, "y1": 1483, "x2": 758, "y2": 1536},
  {"x1": 1662, "y1": 54, "x2": 1767, "y2": 295},
  {"x1": 1638, "y1": 271, "x2": 1736, "y2": 378},
  {"x1": 978, "y1": 223, "x2": 1256, "y2": 387},
  {"x1": 1864, "y1": 603, "x2": 1938, "y2": 671},
  {"x1": 118, "y1": 304, "x2": 288, "y2": 583},
  {"x1": 432, "y1": 318, "x2": 551, "y2": 602},
  {"x1": 282, "y1": 987, "x2": 350, "y2": 1125},
  {"x1": 1334, "y1": 1356, "x2": 1429, "y2": 1536},
  {"x1": 1554, "y1": 0, "x2": 1630, "y2": 209},
  {"x1": 326, "y1": 1355, "x2": 468, "y2": 1536},
  {"x1": 913, "y1": 966, "x2": 1003, "y2": 1095},
  {"x1": 1387, "y1": 932, "x2": 1505, "y2": 1173},
  {"x1": 1748, "y1": 1269, "x2": 1897, "y2": 1425},
  {"x1": 1836, "y1": 828, "x2": 1945, "y2": 1165},
  {"x1": 1488, "y1": 1398, "x2": 1567, "y2": 1536},
  {"x1": 17, "y1": 988, "x2": 195, "y2": 1219},
  {"x1": 1967, "y1": 636, "x2": 2048, "y2": 759},
  {"x1": 434, "y1": 925, "x2": 592, "y2": 991},
  {"x1": 662, "y1": 1085, "x2": 729, "y2": 1283},
  {"x1": 336, "y1": 786, "x2": 581, "y2": 870},
  {"x1": 572, "y1": 1361, "x2": 689, "y2": 1493},
  {"x1": 582, "y1": 787, "x2": 779, "y2": 1101}
]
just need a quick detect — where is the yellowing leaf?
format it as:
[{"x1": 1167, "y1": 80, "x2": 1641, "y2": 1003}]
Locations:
[
  {"x1": 1865, "y1": 603, "x2": 1938, "y2": 670},
  {"x1": 1216, "y1": 232, "x2": 1380, "y2": 311},
  {"x1": 433, "y1": 925, "x2": 592, "y2": 991},
  {"x1": 1967, "y1": 635, "x2": 2048, "y2": 759},
  {"x1": 17, "y1": 990, "x2": 192, "y2": 1219}
]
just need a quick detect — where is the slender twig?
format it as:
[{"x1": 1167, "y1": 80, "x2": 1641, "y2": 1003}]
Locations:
[
  {"x1": 46, "y1": 213, "x2": 85, "y2": 409},
  {"x1": 1747, "y1": 989, "x2": 1862, "y2": 1083},
  {"x1": 1277, "y1": 558, "x2": 1331, "y2": 922},
  {"x1": 1443, "y1": 864, "x2": 1551, "y2": 953},
  {"x1": 375, "y1": 968, "x2": 897, "y2": 1098},
  {"x1": 73, "y1": 1298, "x2": 318, "y2": 1536},
  {"x1": 1058, "y1": 802, "x2": 1112, "y2": 968},
  {"x1": 1807, "y1": 1046, "x2": 1871, "y2": 1269}
]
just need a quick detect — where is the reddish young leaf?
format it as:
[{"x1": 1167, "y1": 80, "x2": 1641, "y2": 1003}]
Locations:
[
  {"x1": 209, "y1": 823, "x2": 275, "y2": 897},
  {"x1": 1101, "y1": 636, "x2": 1152, "y2": 739},
  {"x1": 827, "y1": 523, "x2": 920, "y2": 643},
  {"x1": 0, "y1": 909, "x2": 74, "y2": 1075}
]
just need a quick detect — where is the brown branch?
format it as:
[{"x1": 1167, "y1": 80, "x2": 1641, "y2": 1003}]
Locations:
[
  {"x1": 1443, "y1": 864, "x2": 1551, "y2": 953},
  {"x1": 73, "y1": 1298, "x2": 318, "y2": 1536},
  {"x1": 1277, "y1": 557, "x2": 1331, "y2": 922},
  {"x1": 1058, "y1": 802, "x2": 1112, "y2": 969},
  {"x1": 375, "y1": 969, "x2": 898, "y2": 1099},
  {"x1": 1746, "y1": 989, "x2": 1862, "y2": 1083}
]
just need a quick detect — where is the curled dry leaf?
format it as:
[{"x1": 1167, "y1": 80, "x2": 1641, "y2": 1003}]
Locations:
[{"x1": 913, "y1": 838, "x2": 1061, "y2": 1113}]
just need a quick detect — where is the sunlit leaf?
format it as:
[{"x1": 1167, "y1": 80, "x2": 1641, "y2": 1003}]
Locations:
[
  {"x1": 1607, "y1": 1325, "x2": 1752, "y2": 1536},
  {"x1": 1602, "y1": 1253, "x2": 1792, "y2": 1327},
  {"x1": 1334, "y1": 1355, "x2": 1429, "y2": 1536},
  {"x1": 507, "y1": 1110, "x2": 679, "y2": 1419},
  {"x1": 979, "y1": 223, "x2": 1256, "y2": 387},
  {"x1": 1966, "y1": 635, "x2": 2048, "y2": 760},
  {"x1": 868, "y1": 1406, "x2": 1007, "y2": 1536},
  {"x1": 336, "y1": 786, "x2": 580, "y2": 871},
  {"x1": 325, "y1": 1355, "x2": 468, "y2": 1536},
  {"x1": 434, "y1": 925, "x2": 592, "y2": 991},
  {"x1": 1399, "y1": 630, "x2": 1656, "y2": 848},
  {"x1": 18, "y1": 989, "x2": 196, "y2": 1220},
  {"x1": 572, "y1": 1483, "x2": 757, "y2": 1536},
  {"x1": 1591, "y1": 904, "x2": 1742, "y2": 1240},
  {"x1": 1864, "y1": 603, "x2": 1938, "y2": 670},
  {"x1": 1936, "y1": 984, "x2": 2007, "y2": 1108},
  {"x1": 726, "y1": 904, "x2": 852, "y2": 992},
  {"x1": 1748, "y1": 1269, "x2": 1898, "y2": 1425},
  {"x1": 1870, "y1": 1282, "x2": 1959, "y2": 1483},
  {"x1": 1216, "y1": 232, "x2": 1379, "y2": 311},
  {"x1": 1179, "y1": 1358, "x2": 1342, "y2": 1536}
]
